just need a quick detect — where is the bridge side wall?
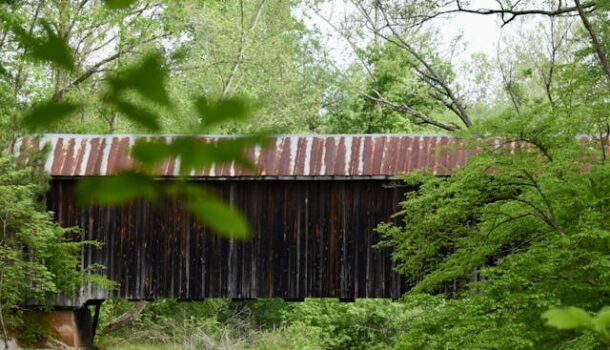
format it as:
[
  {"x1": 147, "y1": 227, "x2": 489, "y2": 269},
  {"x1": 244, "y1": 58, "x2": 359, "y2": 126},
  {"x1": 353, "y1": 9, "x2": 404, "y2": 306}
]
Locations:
[{"x1": 48, "y1": 179, "x2": 409, "y2": 304}]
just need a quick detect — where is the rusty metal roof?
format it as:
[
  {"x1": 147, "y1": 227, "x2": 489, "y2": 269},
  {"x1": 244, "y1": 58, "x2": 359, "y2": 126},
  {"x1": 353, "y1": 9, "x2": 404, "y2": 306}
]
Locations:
[{"x1": 14, "y1": 134, "x2": 478, "y2": 178}]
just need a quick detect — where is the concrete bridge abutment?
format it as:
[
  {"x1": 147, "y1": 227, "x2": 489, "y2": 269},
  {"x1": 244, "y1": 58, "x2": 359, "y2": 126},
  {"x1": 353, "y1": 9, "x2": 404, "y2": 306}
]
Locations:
[{"x1": 26, "y1": 301, "x2": 102, "y2": 350}]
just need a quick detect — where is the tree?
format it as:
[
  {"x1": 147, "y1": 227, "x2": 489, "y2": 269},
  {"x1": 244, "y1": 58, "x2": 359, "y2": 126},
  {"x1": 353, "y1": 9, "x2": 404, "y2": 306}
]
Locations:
[
  {"x1": 320, "y1": 42, "x2": 454, "y2": 133},
  {"x1": 334, "y1": 0, "x2": 610, "y2": 346},
  {"x1": 368, "y1": 0, "x2": 610, "y2": 345},
  {"x1": 311, "y1": 0, "x2": 610, "y2": 134},
  {"x1": 376, "y1": 103, "x2": 610, "y2": 348},
  {"x1": 158, "y1": 0, "x2": 333, "y2": 134},
  {"x1": 310, "y1": 0, "x2": 474, "y2": 131},
  {"x1": 0, "y1": 151, "x2": 108, "y2": 346},
  {"x1": 0, "y1": 0, "x2": 333, "y2": 135},
  {"x1": 0, "y1": 0, "x2": 186, "y2": 135}
]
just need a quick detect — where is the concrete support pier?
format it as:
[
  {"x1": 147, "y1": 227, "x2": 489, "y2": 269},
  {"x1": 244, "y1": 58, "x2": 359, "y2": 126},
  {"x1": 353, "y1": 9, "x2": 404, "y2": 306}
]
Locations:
[{"x1": 43, "y1": 308, "x2": 94, "y2": 349}]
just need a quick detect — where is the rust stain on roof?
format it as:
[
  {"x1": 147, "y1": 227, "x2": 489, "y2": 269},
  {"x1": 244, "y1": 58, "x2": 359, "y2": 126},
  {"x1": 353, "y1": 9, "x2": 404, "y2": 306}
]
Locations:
[{"x1": 15, "y1": 134, "x2": 479, "y2": 178}]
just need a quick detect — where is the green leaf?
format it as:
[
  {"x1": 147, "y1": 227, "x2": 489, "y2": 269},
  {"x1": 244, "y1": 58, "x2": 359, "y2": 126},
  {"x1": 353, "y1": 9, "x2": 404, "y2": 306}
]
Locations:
[
  {"x1": 175, "y1": 137, "x2": 261, "y2": 175},
  {"x1": 75, "y1": 172, "x2": 157, "y2": 205},
  {"x1": 131, "y1": 139, "x2": 175, "y2": 167},
  {"x1": 108, "y1": 53, "x2": 171, "y2": 107},
  {"x1": 194, "y1": 97, "x2": 250, "y2": 128},
  {"x1": 22, "y1": 101, "x2": 79, "y2": 130},
  {"x1": 104, "y1": 0, "x2": 137, "y2": 9},
  {"x1": 34, "y1": 23, "x2": 74, "y2": 69},
  {"x1": 542, "y1": 307, "x2": 593, "y2": 330},
  {"x1": 132, "y1": 135, "x2": 269, "y2": 175},
  {"x1": 13, "y1": 22, "x2": 74, "y2": 69},
  {"x1": 593, "y1": 308, "x2": 610, "y2": 335},
  {"x1": 188, "y1": 198, "x2": 249, "y2": 239},
  {"x1": 114, "y1": 100, "x2": 161, "y2": 131}
]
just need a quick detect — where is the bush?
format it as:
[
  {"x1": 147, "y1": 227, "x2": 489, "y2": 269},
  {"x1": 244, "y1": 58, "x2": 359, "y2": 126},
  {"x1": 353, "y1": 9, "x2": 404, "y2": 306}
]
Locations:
[{"x1": 282, "y1": 299, "x2": 410, "y2": 350}]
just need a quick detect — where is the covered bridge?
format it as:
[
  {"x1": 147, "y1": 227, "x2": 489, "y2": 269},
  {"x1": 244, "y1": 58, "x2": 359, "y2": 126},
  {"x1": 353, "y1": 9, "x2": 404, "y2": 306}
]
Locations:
[{"x1": 17, "y1": 134, "x2": 473, "y2": 306}]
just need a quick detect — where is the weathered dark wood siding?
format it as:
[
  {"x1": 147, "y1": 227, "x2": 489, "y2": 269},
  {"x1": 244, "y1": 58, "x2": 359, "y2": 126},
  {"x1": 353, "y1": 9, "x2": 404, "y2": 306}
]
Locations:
[{"x1": 48, "y1": 179, "x2": 409, "y2": 303}]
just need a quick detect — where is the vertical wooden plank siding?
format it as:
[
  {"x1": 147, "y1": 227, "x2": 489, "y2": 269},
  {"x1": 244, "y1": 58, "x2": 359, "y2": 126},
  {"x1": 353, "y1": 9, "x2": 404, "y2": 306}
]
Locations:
[{"x1": 48, "y1": 179, "x2": 409, "y2": 303}]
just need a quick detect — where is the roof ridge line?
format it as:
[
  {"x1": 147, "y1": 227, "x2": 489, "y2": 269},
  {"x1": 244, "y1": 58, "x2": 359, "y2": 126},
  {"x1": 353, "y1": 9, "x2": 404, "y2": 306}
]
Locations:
[{"x1": 28, "y1": 133, "x2": 456, "y2": 138}]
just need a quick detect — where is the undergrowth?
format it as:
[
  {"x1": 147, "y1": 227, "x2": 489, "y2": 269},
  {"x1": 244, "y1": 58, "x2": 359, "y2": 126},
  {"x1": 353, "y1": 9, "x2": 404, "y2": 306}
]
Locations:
[{"x1": 97, "y1": 299, "x2": 411, "y2": 350}]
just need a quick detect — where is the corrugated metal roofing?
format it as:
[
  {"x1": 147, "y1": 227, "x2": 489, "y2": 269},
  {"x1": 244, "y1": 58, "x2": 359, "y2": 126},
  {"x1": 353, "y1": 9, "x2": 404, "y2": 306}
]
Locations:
[{"x1": 14, "y1": 134, "x2": 479, "y2": 178}]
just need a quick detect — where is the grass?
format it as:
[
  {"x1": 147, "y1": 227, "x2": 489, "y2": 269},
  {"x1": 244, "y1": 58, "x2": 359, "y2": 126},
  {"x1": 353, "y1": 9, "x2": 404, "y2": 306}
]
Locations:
[
  {"x1": 96, "y1": 335, "x2": 181, "y2": 350},
  {"x1": 99, "y1": 344, "x2": 182, "y2": 350},
  {"x1": 99, "y1": 343, "x2": 181, "y2": 350}
]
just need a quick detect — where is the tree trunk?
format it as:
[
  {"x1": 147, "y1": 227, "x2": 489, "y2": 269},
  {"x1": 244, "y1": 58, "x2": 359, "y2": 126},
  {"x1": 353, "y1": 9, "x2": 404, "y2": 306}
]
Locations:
[{"x1": 100, "y1": 301, "x2": 147, "y2": 335}]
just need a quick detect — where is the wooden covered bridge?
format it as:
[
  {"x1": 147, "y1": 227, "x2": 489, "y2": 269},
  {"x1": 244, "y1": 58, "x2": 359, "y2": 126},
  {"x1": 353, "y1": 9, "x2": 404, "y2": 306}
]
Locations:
[{"x1": 18, "y1": 134, "x2": 473, "y2": 306}]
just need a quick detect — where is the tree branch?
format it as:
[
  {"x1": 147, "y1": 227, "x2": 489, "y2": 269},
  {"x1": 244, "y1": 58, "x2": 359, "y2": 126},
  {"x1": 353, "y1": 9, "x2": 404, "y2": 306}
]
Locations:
[
  {"x1": 451, "y1": 0, "x2": 595, "y2": 27},
  {"x1": 309, "y1": 4, "x2": 376, "y2": 79},
  {"x1": 366, "y1": 90, "x2": 460, "y2": 131},
  {"x1": 221, "y1": 0, "x2": 267, "y2": 98},
  {"x1": 369, "y1": 1, "x2": 472, "y2": 128},
  {"x1": 53, "y1": 32, "x2": 169, "y2": 101},
  {"x1": 573, "y1": 0, "x2": 610, "y2": 85},
  {"x1": 53, "y1": 52, "x2": 120, "y2": 101}
]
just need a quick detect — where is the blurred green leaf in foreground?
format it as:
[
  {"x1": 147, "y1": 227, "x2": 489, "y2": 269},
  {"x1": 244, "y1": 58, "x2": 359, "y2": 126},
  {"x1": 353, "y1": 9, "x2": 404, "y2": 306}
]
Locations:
[
  {"x1": 8, "y1": 9, "x2": 265, "y2": 239},
  {"x1": 543, "y1": 307, "x2": 610, "y2": 343}
]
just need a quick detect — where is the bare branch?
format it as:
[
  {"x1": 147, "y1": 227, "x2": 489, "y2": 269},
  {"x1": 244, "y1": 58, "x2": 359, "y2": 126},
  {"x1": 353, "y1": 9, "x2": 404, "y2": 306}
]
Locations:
[
  {"x1": 389, "y1": 0, "x2": 592, "y2": 29},
  {"x1": 540, "y1": 17, "x2": 572, "y2": 105},
  {"x1": 496, "y1": 39, "x2": 521, "y2": 114},
  {"x1": 451, "y1": 0, "x2": 595, "y2": 27}
]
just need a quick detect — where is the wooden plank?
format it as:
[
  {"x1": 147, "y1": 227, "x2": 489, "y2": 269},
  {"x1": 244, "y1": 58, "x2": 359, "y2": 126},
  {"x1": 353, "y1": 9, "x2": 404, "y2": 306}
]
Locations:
[{"x1": 48, "y1": 179, "x2": 410, "y2": 303}]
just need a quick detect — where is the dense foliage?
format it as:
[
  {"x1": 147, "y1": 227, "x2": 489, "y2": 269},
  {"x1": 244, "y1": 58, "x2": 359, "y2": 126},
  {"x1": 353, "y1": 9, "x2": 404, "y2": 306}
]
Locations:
[
  {"x1": 370, "y1": 0, "x2": 610, "y2": 347},
  {"x1": 377, "y1": 107, "x2": 610, "y2": 348},
  {"x1": 0, "y1": 152, "x2": 110, "y2": 344}
]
